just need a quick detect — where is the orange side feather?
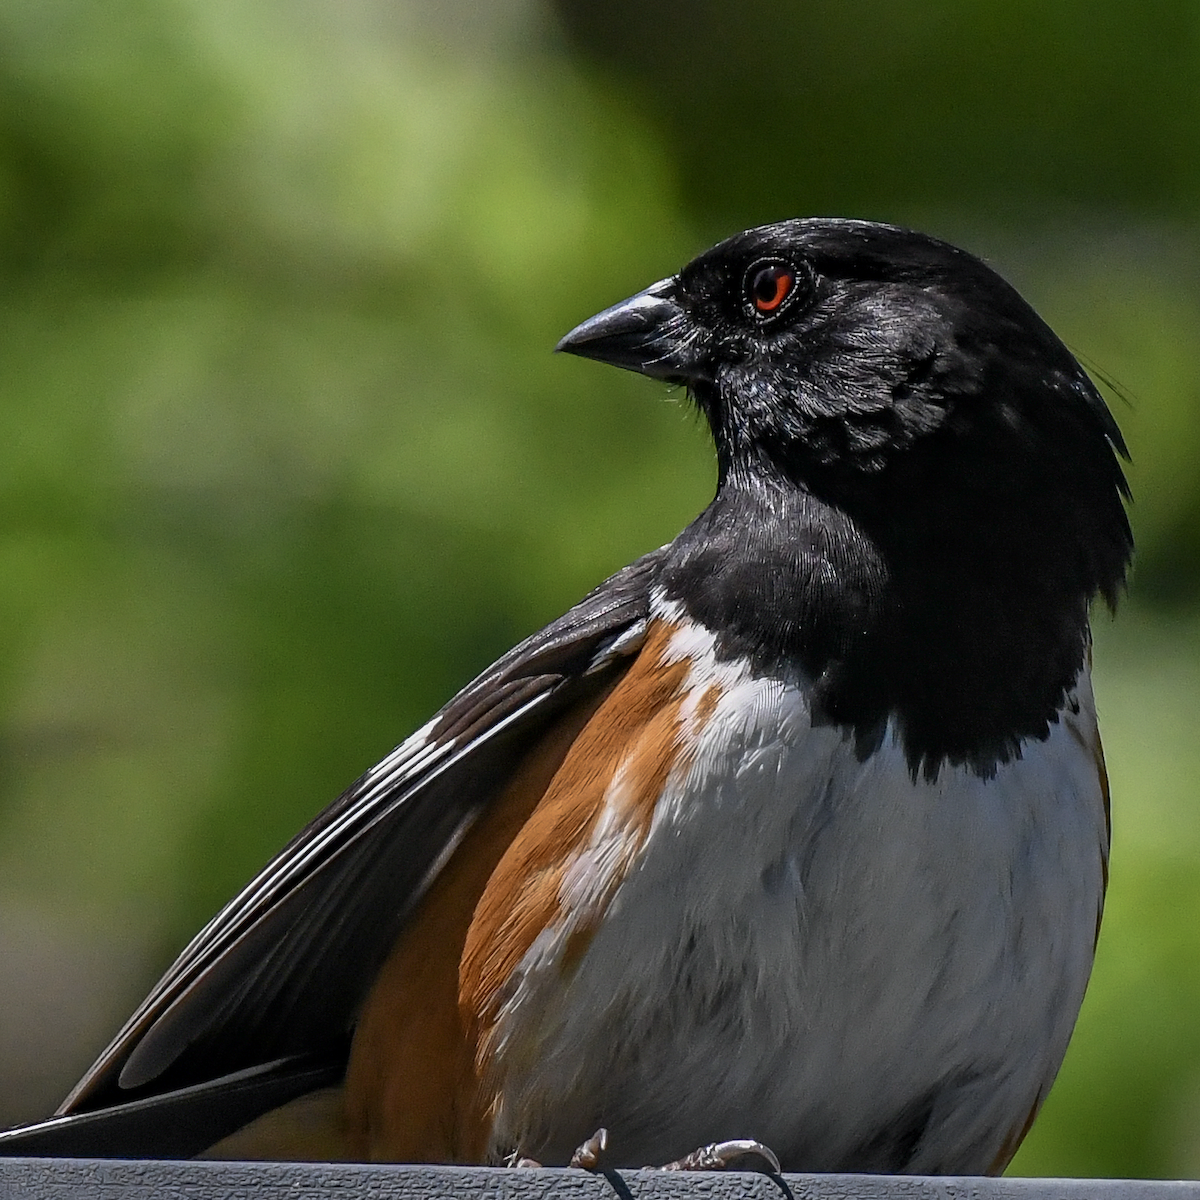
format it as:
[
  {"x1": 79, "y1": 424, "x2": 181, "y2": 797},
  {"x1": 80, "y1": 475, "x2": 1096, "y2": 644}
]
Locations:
[
  {"x1": 460, "y1": 619, "x2": 694, "y2": 1075},
  {"x1": 341, "y1": 679, "x2": 620, "y2": 1162}
]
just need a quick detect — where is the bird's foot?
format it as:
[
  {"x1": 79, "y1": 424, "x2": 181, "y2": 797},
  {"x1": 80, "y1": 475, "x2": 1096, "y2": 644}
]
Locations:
[
  {"x1": 569, "y1": 1127, "x2": 609, "y2": 1170},
  {"x1": 503, "y1": 1148, "x2": 543, "y2": 1168},
  {"x1": 660, "y1": 1139, "x2": 781, "y2": 1174}
]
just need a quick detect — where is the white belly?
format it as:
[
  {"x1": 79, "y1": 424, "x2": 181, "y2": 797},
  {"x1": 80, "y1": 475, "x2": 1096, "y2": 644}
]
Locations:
[{"x1": 486, "y1": 607, "x2": 1108, "y2": 1172}]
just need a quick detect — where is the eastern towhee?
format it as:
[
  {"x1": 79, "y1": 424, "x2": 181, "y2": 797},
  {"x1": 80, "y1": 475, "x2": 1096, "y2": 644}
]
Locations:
[{"x1": 0, "y1": 219, "x2": 1132, "y2": 1174}]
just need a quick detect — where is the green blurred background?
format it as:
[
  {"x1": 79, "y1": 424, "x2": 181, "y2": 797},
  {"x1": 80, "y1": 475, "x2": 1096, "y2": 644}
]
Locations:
[{"x1": 0, "y1": 0, "x2": 1197, "y2": 1178}]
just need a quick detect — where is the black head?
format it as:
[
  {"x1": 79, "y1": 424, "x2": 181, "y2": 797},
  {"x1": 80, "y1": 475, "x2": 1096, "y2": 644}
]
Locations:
[{"x1": 559, "y1": 219, "x2": 1133, "y2": 776}]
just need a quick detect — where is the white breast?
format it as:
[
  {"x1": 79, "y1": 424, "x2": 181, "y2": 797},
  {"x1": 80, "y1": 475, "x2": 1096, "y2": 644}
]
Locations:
[{"x1": 486, "y1": 594, "x2": 1108, "y2": 1173}]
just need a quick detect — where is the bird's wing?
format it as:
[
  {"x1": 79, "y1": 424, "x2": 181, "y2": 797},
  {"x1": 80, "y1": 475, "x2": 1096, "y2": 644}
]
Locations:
[
  {"x1": 59, "y1": 549, "x2": 664, "y2": 1115},
  {"x1": 0, "y1": 1058, "x2": 344, "y2": 1159}
]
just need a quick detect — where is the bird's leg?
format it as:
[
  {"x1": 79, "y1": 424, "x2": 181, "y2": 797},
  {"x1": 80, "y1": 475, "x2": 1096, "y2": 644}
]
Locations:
[
  {"x1": 660, "y1": 1139, "x2": 781, "y2": 1174},
  {"x1": 569, "y1": 1127, "x2": 609, "y2": 1170}
]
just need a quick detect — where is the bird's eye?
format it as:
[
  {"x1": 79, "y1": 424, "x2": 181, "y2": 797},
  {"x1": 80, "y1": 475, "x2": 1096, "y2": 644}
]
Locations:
[{"x1": 746, "y1": 261, "x2": 798, "y2": 317}]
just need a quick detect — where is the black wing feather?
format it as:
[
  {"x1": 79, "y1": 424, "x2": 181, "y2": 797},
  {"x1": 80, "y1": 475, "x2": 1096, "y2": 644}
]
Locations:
[
  {"x1": 0, "y1": 1059, "x2": 342, "y2": 1159},
  {"x1": 58, "y1": 549, "x2": 663, "y2": 1116}
]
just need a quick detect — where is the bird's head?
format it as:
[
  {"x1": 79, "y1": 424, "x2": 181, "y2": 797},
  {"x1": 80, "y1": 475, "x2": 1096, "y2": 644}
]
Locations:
[{"x1": 559, "y1": 217, "x2": 1131, "y2": 610}]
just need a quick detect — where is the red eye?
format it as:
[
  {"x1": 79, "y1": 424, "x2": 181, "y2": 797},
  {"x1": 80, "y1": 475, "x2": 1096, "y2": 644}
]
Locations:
[{"x1": 748, "y1": 263, "x2": 795, "y2": 314}]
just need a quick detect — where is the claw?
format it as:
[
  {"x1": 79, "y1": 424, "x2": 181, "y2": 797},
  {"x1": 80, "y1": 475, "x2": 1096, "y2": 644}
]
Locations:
[
  {"x1": 503, "y1": 1148, "x2": 543, "y2": 1168},
  {"x1": 661, "y1": 1138, "x2": 782, "y2": 1174},
  {"x1": 570, "y1": 1127, "x2": 609, "y2": 1170}
]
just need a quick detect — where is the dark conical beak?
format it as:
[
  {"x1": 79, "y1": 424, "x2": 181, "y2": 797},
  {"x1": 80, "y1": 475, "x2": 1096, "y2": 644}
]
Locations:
[{"x1": 556, "y1": 278, "x2": 708, "y2": 382}]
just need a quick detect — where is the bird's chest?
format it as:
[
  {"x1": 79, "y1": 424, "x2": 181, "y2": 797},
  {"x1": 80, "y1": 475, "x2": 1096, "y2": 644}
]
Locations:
[{"x1": 475, "y1": 624, "x2": 1106, "y2": 1172}]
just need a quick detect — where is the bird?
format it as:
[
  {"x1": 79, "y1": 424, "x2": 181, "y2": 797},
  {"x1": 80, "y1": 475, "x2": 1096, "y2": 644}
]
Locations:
[{"x1": 0, "y1": 218, "x2": 1131, "y2": 1175}]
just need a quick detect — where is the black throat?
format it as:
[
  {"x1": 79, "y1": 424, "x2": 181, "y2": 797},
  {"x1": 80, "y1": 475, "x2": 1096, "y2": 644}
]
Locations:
[{"x1": 657, "y1": 465, "x2": 1096, "y2": 780}]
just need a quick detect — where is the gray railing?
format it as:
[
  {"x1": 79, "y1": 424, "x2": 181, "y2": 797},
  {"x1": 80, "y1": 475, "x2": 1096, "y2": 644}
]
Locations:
[{"x1": 1, "y1": 1162, "x2": 1198, "y2": 1200}]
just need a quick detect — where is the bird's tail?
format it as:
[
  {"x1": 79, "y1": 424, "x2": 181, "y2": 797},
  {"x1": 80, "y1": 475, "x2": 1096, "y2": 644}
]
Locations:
[{"x1": 0, "y1": 1057, "x2": 342, "y2": 1159}]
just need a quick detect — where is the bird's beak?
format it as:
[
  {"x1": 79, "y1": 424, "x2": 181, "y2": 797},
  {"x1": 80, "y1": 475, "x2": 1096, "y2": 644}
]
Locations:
[{"x1": 556, "y1": 279, "x2": 708, "y2": 382}]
